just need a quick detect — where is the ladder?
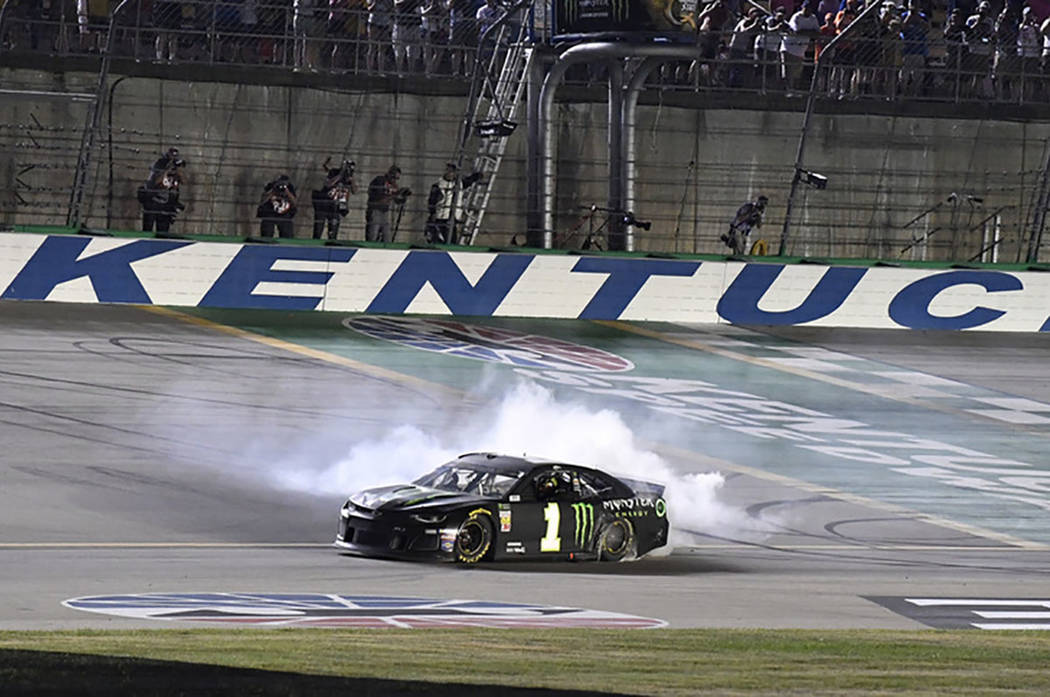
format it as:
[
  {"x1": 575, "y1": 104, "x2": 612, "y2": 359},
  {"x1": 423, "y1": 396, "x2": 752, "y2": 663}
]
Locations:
[{"x1": 455, "y1": 3, "x2": 534, "y2": 246}]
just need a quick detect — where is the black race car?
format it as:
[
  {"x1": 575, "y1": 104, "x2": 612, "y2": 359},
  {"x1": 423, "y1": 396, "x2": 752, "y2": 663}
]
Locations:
[{"x1": 335, "y1": 452, "x2": 669, "y2": 563}]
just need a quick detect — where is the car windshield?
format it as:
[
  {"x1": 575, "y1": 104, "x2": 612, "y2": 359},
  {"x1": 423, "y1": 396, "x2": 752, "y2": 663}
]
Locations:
[{"x1": 414, "y1": 465, "x2": 523, "y2": 497}]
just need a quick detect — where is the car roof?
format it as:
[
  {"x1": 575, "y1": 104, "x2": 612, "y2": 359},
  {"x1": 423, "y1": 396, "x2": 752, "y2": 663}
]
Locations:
[
  {"x1": 450, "y1": 453, "x2": 645, "y2": 497},
  {"x1": 453, "y1": 452, "x2": 582, "y2": 475}
]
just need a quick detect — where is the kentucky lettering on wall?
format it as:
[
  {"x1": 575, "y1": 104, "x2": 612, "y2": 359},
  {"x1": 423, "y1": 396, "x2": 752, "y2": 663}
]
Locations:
[{"x1": 3, "y1": 231, "x2": 1050, "y2": 332}]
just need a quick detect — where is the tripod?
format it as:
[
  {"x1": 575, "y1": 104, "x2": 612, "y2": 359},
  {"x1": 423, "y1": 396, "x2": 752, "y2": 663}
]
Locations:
[
  {"x1": 561, "y1": 205, "x2": 651, "y2": 251},
  {"x1": 391, "y1": 200, "x2": 406, "y2": 243},
  {"x1": 560, "y1": 206, "x2": 610, "y2": 250}
]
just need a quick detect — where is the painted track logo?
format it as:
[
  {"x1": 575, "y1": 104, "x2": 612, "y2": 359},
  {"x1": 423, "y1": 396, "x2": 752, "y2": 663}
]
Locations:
[
  {"x1": 344, "y1": 316, "x2": 634, "y2": 372},
  {"x1": 63, "y1": 593, "x2": 666, "y2": 628}
]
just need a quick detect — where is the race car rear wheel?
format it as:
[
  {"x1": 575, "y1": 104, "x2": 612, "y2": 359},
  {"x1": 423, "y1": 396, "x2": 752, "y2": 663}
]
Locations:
[
  {"x1": 454, "y1": 514, "x2": 493, "y2": 563},
  {"x1": 597, "y1": 518, "x2": 634, "y2": 562}
]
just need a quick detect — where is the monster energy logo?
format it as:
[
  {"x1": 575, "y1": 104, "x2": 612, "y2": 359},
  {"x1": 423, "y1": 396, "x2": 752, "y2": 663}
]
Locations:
[
  {"x1": 572, "y1": 503, "x2": 594, "y2": 546},
  {"x1": 610, "y1": 0, "x2": 628, "y2": 22}
]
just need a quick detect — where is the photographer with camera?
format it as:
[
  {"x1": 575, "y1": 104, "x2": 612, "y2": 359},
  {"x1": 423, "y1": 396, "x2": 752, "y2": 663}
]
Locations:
[
  {"x1": 138, "y1": 147, "x2": 186, "y2": 234},
  {"x1": 721, "y1": 194, "x2": 768, "y2": 255},
  {"x1": 312, "y1": 158, "x2": 359, "y2": 240},
  {"x1": 256, "y1": 174, "x2": 298, "y2": 239},
  {"x1": 366, "y1": 165, "x2": 411, "y2": 243},
  {"x1": 425, "y1": 162, "x2": 482, "y2": 244}
]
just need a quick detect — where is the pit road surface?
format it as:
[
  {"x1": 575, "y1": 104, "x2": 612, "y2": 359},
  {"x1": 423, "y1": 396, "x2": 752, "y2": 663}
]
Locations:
[{"x1": 2, "y1": 301, "x2": 1048, "y2": 630}]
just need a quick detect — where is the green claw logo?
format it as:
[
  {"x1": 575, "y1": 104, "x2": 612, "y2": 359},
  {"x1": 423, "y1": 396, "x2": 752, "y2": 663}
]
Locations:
[
  {"x1": 562, "y1": 0, "x2": 578, "y2": 25},
  {"x1": 572, "y1": 502, "x2": 594, "y2": 546}
]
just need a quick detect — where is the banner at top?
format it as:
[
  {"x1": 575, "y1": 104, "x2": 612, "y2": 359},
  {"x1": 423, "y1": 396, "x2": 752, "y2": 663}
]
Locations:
[{"x1": 551, "y1": 0, "x2": 700, "y2": 39}]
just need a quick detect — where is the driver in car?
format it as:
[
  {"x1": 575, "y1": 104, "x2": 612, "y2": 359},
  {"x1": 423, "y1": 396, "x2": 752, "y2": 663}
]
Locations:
[{"x1": 536, "y1": 471, "x2": 573, "y2": 500}]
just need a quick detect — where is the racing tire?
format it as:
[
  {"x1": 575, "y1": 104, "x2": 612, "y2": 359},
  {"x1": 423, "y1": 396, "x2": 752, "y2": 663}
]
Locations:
[
  {"x1": 454, "y1": 513, "x2": 493, "y2": 564},
  {"x1": 597, "y1": 518, "x2": 635, "y2": 562}
]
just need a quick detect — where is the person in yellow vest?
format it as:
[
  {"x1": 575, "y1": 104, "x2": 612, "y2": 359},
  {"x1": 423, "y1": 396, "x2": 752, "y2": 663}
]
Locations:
[{"x1": 721, "y1": 194, "x2": 768, "y2": 255}]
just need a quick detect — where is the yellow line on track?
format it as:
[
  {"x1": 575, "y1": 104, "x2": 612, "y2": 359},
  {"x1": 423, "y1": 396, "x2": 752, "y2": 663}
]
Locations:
[{"x1": 142, "y1": 306, "x2": 464, "y2": 401}]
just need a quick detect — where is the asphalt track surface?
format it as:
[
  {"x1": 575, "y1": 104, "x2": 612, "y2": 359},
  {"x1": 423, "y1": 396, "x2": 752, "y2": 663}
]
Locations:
[{"x1": 2, "y1": 301, "x2": 1049, "y2": 630}]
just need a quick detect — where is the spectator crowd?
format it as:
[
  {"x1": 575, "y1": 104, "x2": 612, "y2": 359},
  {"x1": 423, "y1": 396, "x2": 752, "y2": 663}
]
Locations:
[
  {"x1": 692, "y1": 0, "x2": 1050, "y2": 101},
  {"x1": 1, "y1": 0, "x2": 521, "y2": 77},
  {"x1": 4, "y1": 0, "x2": 1050, "y2": 102}
]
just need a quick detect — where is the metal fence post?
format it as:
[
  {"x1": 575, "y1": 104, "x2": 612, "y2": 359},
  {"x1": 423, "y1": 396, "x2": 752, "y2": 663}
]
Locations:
[{"x1": 780, "y1": 0, "x2": 888, "y2": 256}]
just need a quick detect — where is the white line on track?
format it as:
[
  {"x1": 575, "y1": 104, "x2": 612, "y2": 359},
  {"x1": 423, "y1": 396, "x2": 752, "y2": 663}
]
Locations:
[
  {"x1": 2, "y1": 543, "x2": 1043, "y2": 553},
  {"x1": 0, "y1": 542, "x2": 331, "y2": 548}
]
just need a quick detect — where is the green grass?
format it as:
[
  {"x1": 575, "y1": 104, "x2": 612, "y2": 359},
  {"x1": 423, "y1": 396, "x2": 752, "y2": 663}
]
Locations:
[{"x1": 3, "y1": 629, "x2": 1050, "y2": 695}]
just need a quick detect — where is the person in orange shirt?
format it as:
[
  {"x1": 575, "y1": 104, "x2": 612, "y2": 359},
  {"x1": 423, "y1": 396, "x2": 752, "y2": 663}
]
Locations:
[
  {"x1": 831, "y1": 0, "x2": 860, "y2": 97},
  {"x1": 814, "y1": 11, "x2": 837, "y2": 92}
]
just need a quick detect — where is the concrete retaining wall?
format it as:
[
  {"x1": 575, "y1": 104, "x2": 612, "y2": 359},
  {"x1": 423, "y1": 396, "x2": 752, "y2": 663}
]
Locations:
[{"x1": 2, "y1": 67, "x2": 1049, "y2": 261}]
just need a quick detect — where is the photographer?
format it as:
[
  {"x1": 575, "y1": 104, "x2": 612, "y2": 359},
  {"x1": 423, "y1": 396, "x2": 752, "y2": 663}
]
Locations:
[
  {"x1": 312, "y1": 158, "x2": 358, "y2": 240},
  {"x1": 256, "y1": 174, "x2": 298, "y2": 239},
  {"x1": 150, "y1": 146, "x2": 185, "y2": 178},
  {"x1": 425, "y1": 162, "x2": 481, "y2": 244},
  {"x1": 365, "y1": 165, "x2": 411, "y2": 243},
  {"x1": 721, "y1": 194, "x2": 768, "y2": 255},
  {"x1": 138, "y1": 147, "x2": 186, "y2": 234}
]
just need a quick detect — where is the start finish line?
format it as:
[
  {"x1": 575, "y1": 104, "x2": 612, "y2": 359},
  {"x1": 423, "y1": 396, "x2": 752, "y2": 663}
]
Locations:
[{"x1": 2, "y1": 232, "x2": 1050, "y2": 331}]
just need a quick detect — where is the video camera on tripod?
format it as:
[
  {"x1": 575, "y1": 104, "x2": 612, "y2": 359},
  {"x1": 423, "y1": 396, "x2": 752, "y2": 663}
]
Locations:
[
  {"x1": 565, "y1": 205, "x2": 653, "y2": 251},
  {"x1": 621, "y1": 210, "x2": 652, "y2": 231}
]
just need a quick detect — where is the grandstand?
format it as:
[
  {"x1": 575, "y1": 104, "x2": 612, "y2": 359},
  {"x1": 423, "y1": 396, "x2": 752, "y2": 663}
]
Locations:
[{"x1": 1, "y1": 0, "x2": 1049, "y2": 262}]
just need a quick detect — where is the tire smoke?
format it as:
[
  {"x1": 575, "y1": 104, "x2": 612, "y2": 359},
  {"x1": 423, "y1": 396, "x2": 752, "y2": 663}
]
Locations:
[{"x1": 270, "y1": 381, "x2": 773, "y2": 549}]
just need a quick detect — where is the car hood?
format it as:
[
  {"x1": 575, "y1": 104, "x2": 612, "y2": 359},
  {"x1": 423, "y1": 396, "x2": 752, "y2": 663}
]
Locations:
[{"x1": 349, "y1": 484, "x2": 490, "y2": 512}]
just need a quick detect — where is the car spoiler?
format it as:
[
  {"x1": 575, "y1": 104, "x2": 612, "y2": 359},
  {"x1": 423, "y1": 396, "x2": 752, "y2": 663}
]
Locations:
[{"x1": 615, "y1": 475, "x2": 666, "y2": 498}]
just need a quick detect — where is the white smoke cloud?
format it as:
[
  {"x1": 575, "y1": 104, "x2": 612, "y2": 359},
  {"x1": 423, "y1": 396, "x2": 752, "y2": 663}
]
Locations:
[{"x1": 270, "y1": 380, "x2": 773, "y2": 551}]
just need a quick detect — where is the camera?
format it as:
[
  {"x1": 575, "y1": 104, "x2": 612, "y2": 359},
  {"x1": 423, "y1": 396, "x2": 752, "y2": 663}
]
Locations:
[
  {"x1": 172, "y1": 158, "x2": 186, "y2": 168},
  {"x1": 622, "y1": 211, "x2": 652, "y2": 231},
  {"x1": 342, "y1": 160, "x2": 355, "y2": 175},
  {"x1": 398, "y1": 187, "x2": 412, "y2": 197},
  {"x1": 275, "y1": 183, "x2": 288, "y2": 192},
  {"x1": 798, "y1": 169, "x2": 828, "y2": 190}
]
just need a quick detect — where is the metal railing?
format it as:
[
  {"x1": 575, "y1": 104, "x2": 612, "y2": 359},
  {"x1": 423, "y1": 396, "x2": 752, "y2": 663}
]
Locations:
[
  {"x1": 0, "y1": 0, "x2": 522, "y2": 79},
  {"x1": 4, "y1": 1, "x2": 1050, "y2": 106}
]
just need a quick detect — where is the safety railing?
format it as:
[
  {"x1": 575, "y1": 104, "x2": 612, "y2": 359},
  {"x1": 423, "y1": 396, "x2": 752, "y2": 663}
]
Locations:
[
  {"x1": 624, "y1": 7, "x2": 1050, "y2": 106},
  {"x1": 4, "y1": 1, "x2": 1050, "y2": 107},
  {"x1": 0, "y1": 0, "x2": 520, "y2": 79}
]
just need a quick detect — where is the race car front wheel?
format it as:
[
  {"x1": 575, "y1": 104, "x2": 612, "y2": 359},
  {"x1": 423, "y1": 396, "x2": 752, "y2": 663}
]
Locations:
[
  {"x1": 454, "y1": 514, "x2": 493, "y2": 563},
  {"x1": 598, "y1": 518, "x2": 634, "y2": 562}
]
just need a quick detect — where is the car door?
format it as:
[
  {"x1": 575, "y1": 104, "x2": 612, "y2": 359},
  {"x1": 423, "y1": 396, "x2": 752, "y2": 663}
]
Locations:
[{"x1": 502, "y1": 467, "x2": 596, "y2": 558}]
